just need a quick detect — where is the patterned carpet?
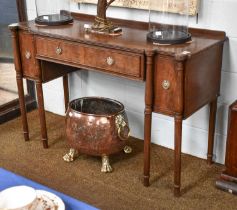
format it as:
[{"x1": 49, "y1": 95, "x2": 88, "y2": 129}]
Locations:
[{"x1": 1, "y1": 111, "x2": 237, "y2": 210}]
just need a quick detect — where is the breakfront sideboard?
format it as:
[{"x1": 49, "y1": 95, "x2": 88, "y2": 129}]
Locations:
[{"x1": 9, "y1": 13, "x2": 226, "y2": 196}]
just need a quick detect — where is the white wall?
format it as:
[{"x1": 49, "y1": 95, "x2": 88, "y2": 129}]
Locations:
[{"x1": 25, "y1": 0, "x2": 237, "y2": 164}]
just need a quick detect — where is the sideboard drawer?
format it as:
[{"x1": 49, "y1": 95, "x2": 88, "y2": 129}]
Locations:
[
  {"x1": 35, "y1": 37, "x2": 144, "y2": 79},
  {"x1": 36, "y1": 37, "x2": 84, "y2": 64},
  {"x1": 83, "y1": 46, "x2": 144, "y2": 79}
]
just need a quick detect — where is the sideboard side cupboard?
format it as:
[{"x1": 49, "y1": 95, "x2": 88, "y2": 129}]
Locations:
[{"x1": 9, "y1": 13, "x2": 226, "y2": 196}]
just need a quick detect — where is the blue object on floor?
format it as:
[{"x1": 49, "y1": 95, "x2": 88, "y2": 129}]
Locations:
[{"x1": 0, "y1": 168, "x2": 98, "y2": 210}]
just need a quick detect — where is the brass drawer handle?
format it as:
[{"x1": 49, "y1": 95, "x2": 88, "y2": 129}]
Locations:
[
  {"x1": 56, "y1": 47, "x2": 62, "y2": 55},
  {"x1": 162, "y1": 80, "x2": 170, "y2": 90},
  {"x1": 25, "y1": 51, "x2": 31, "y2": 59},
  {"x1": 106, "y1": 57, "x2": 114, "y2": 66}
]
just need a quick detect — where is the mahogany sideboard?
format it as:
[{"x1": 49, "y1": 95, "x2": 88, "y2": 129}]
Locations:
[{"x1": 9, "y1": 13, "x2": 226, "y2": 196}]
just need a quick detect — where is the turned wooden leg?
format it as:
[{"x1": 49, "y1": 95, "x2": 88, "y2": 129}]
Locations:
[
  {"x1": 10, "y1": 25, "x2": 29, "y2": 141},
  {"x1": 63, "y1": 75, "x2": 69, "y2": 112},
  {"x1": 207, "y1": 98, "x2": 217, "y2": 165},
  {"x1": 36, "y1": 81, "x2": 48, "y2": 148},
  {"x1": 143, "y1": 53, "x2": 154, "y2": 187},
  {"x1": 143, "y1": 107, "x2": 152, "y2": 187},
  {"x1": 16, "y1": 74, "x2": 29, "y2": 141},
  {"x1": 174, "y1": 115, "x2": 183, "y2": 197}
]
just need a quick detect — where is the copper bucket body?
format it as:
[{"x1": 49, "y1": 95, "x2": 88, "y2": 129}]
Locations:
[{"x1": 65, "y1": 97, "x2": 130, "y2": 156}]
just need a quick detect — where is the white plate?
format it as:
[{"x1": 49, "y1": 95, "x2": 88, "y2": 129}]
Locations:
[{"x1": 33, "y1": 190, "x2": 65, "y2": 210}]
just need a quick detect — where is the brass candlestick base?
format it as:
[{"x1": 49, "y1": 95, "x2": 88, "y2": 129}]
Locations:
[{"x1": 92, "y1": 16, "x2": 122, "y2": 34}]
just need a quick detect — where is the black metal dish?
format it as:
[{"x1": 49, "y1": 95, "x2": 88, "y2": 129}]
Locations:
[
  {"x1": 147, "y1": 30, "x2": 191, "y2": 44},
  {"x1": 35, "y1": 14, "x2": 73, "y2": 26}
]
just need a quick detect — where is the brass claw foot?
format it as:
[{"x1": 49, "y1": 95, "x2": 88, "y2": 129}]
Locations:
[
  {"x1": 101, "y1": 155, "x2": 113, "y2": 173},
  {"x1": 63, "y1": 148, "x2": 79, "y2": 162},
  {"x1": 124, "y1": 145, "x2": 132, "y2": 154}
]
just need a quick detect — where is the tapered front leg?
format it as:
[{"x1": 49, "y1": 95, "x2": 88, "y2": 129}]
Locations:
[
  {"x1": 207, "y1": 98, "x2": 217, "y2": 165},
  {"x1": 16, "y1": 74, "x2": 29, "y2": 141},
  {"x1": 9, "y1": 25, "x2": 29, "y2": 141},
  {"x1": 36, "y1": 81, "x2": 48, "y2": 148},
  {"x1": 174, "y1": 115, "x2": 183, "y2": 197},
  {"x1": 63, "y1": 75, "x2": 69, "y2": 112}
]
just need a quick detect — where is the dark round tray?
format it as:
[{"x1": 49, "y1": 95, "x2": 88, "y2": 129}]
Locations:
[
  {"x1": 147, "y1": 30, "x2": 191, "y2": 45},
  {"x1": 35, "y1": 14, "x2": 73, "y2": 26}
]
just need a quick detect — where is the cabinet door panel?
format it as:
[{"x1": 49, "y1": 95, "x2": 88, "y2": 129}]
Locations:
[
  {"x1": 153, "y1": 55, "x2": 181, "y2": 115},
  {"x1": 19, "y1": 32, "x2": 39, "y2": 79}
]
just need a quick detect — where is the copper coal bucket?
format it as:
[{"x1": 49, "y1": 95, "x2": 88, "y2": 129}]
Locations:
[{"x1": 63, "y1": 97, "x2": 132, "y2": 172}]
